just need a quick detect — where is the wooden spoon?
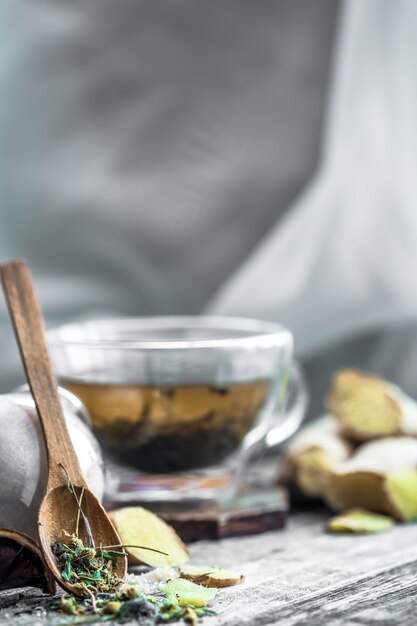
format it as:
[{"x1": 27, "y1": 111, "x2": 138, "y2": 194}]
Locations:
[{"x1": 0, "y1": 260, "x2": 127, "y2": 595}]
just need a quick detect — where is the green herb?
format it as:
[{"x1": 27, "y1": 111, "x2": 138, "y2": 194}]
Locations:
[
  {"x1": 183, "y1": 607, "x2": 198, "y2": 625},
  {"x1": 52, "y1": 534, "x2": 124, "y2": 597},
  {"x1": 59, "y1": 464, "x2": 94, "y2": 548}
]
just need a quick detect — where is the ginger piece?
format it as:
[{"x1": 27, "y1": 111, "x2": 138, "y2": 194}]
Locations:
[
  {"x1": 109, "y1": 507, "x2": 189, "y2": 567},
  {"x1": 279, "y1": 415, "x2": 353, "y2": 498},
  {"x1": 385, "y1": 471, "x2": 417, "y2": 521},
  {"x1": 324, "y1": 437, "x2": 417, "y2": 521},
  {"x1": 327, "y1": 369, "x2": 417, "y2": 441},
  {"x1": 179, "y1": 565, "x2": 245, "y2": 587},
  {"x1": 160, "y1": 578, "x2": 217, "y2": 607},
  {"x1": 327, "y1": 509, "x2": 394, "y2": 534}
]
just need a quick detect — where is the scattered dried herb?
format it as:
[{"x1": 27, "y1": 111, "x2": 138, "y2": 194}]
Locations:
[
  {"x1": 46, "y1": 585, "x2": 159, "y2": 624},
  {"x1": 40, "y1": 580, "x2": 225, "y2": 624},
  {"x1": 0, "y1": 577, "x2": 234, "y2": 625}
]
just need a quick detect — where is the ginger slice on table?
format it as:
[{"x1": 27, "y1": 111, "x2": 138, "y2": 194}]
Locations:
[
  {"x1": 160, "y1": 578, "x2": 217, "y2": 607},
  {"x1": 327, "y1": 509, "x2": 394, "y2": 534},
  {"x1": 109, "y1": 506, "x2": 189, "y2": 567},
  {"x1": 179, "y1": 564, "x2": 245, "y2": 587}
]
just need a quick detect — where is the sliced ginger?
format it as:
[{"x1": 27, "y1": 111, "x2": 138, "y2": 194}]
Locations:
[
  {"x1": 179, "y1": 565, "x2": 245, "y2": 587},
  {"x1": 295, "y1": 448, "x2": 335, "y2": 498},
  {"x1": 327, "y1": 509, "x2": 394, "y2": 534},
  {"x1": 279, "y1": 415, "x2": 352, "y2": 498},
  {"x1": 160, "y1": 578, "x2": 217, "y2": 607},
  {"x1": 109, "y1": 507, "x2": 189, "y2": 567},
  {"x1": 327, "y1": 369, "x2": 402, "y2": 441},
  {"x1": 385, "y1": 470, "x2": 417, "y2": 521},
  {"x1": 324, "y1": 437, "x2": 417, "y2": 521}
]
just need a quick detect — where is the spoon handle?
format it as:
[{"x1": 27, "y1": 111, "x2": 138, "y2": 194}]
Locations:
[{"x1": 0, "y1": 260, "x2": 85, "y2": 489}]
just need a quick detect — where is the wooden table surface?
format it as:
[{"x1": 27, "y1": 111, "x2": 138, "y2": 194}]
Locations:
[{"x1": 2, "y1": 510, "x2": 417, "y2": 625}]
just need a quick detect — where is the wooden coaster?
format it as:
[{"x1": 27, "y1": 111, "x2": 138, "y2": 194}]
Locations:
[
  {"x1": 162, "y1": 488, "x2": 288, "y2": 542},
  {"x1": 117, "y1": 487, "x2": 289, "y2": 543}
]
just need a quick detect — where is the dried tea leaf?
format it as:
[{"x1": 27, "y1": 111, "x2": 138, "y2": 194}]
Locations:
[
  {"x1": 117, "y1": 597, "x2": 157, "y2": 622},
  {"x1": 327, "y1": 509, "x2": 394, "y2": 534},
  {"x1": 110, "y1": 507, "x2": 189, "y2": 567},
  {"x1": 52, "y1": 533, "x2": 124, "y2": 596},
  {"x1": 160, "y1": 578, "x2": 217, "y2": 607},
  {"x1": 179, "y1": 565, "x2": 245, "y2": 587},
  {"x1": 184, "y1": 606, "x2": 199, "y2": 625}
]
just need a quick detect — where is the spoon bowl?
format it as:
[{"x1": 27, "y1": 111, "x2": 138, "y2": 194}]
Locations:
[{"x1": 39, "y1": 485, "x2": 127, "y2": 595}]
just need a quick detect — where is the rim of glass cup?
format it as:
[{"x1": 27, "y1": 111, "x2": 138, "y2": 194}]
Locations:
[{"x1": 47, "y1": 316, "x2": 292, "y2": 351}]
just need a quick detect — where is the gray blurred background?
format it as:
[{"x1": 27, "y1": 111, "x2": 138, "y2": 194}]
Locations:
[{"x1": 1, "y1": 0, "x2": 417, "y2": 418}]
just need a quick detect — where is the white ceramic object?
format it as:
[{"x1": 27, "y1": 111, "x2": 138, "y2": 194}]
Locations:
[{"x1": 0, "y1": 388, "x2": 104, "y2": 540}]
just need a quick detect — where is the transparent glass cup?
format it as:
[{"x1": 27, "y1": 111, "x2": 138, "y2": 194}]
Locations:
[{"x1": 48, "y1": 316, "x2": 307, "y2": 503}]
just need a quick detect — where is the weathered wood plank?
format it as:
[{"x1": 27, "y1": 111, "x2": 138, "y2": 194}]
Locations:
[
  {"x1": 188, "y1": 512, "x2": 417, "y2": 626},
  {"x1": 220, "y1": 561, "x2": 417, "y2": 625},
  {"x1": 0, "y1": 587, "x2": 48, "y2": 610},
  {"x1": 2, "y1": 512, "x2": 417, "y2": 625}
]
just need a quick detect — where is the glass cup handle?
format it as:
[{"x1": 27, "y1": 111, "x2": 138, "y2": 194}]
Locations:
[
  {"x1": 265, "y1": 360, "x2": 309, "y2": 449},
  {"x1": 227, "y1": 360, "x2": 308, "y2": 499}
]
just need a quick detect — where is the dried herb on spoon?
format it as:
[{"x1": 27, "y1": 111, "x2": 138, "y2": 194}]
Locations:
[
  {"x1": 52, "y1": 534, "x2": 126, "y2": 597},
  {"x1": 52, "y1": 466, "x2": 167, "y2": 600}
]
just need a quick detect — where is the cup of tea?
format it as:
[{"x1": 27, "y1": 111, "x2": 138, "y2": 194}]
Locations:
[{"x1": 48, "y1": 316, "x2": 307, "y2": 503}]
